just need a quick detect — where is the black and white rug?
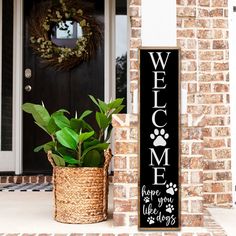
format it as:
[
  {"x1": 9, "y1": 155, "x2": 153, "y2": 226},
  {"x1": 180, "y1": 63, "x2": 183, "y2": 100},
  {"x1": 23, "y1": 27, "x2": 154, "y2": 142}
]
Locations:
[{"x1": 0, "y1": 183, "x2": 52, "y2": 192}]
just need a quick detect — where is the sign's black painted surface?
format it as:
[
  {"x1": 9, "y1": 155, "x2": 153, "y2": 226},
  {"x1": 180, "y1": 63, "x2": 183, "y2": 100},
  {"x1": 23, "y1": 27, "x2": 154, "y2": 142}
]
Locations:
[{"x1": 139, "y1": 48, "x2": 180, "y2": 230}]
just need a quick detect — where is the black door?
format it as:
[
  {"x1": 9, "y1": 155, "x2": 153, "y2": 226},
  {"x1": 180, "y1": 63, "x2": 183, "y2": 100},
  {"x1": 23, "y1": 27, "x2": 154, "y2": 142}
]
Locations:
[{"x1": 23, "y1": 0, "x2": 104, "y2": 174}]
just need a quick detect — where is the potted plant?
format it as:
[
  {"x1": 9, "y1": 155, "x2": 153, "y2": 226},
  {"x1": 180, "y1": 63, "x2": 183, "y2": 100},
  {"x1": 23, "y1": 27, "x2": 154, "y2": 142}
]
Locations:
[{"x1": 22, "y1": 95, "x2": 124, "y2": 224}]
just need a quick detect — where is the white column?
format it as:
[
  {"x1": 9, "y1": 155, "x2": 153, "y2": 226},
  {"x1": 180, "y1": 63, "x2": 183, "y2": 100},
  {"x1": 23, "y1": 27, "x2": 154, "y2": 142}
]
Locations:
[{"x1": 141, "y1": 0, "x2": 176, "y2": 46}]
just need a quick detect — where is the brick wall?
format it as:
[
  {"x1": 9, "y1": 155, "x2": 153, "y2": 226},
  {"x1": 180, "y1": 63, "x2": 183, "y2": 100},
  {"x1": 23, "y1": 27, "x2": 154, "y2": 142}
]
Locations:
[
  {"x1": 112, "y1": 0, "x2": 232, "y2": 230},
  {"x1": 176, "y1": 0, "x2": 232, "y2": 207}
]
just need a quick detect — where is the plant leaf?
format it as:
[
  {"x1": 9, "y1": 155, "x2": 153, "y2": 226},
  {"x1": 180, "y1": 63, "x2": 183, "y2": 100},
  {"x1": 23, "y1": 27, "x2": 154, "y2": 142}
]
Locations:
[
  {"x1": 78, "y1": 131, "x2": 94, "y2": 142},
  {"x1": 22, "y1": 103, "x2": 50, "y2": 127},
  {"x1": 81, "y1": 142, "x2": 109, "y2": 159},
  {"x1": 70, "y1": 118, "x2": 93, "y2": 133},
  {"x1": 63, "y1": 155, "x2": 79, "y2": 165},
  {"x1": 35, "y1": 122, "x2": 50, "y2": 135},
  {"x1": 98, "y1": 99, "x2": 108, "y2": 113},
  {"x1": 79, "y1": 110, "x2": 92, "y2": 120},
  {"x1": 47, "y1": 118, "x2": 59, "y2": 134},
  {"x1": 52, "y1": 112, "x2": 70, "y2": 129},
  {"x1": 108, "y1": 98, "x2": 124, "y2": 109},
  {"x1": 82, "y1": 150, "x2": 101, "y2": 167},
  {"x1": 51, "y1": 153, "x2": 65, "y2": 167},
  {"x1": 96, "y1": 112, "x2": 110, "y2": 130},
  {"x1": 55, "y1": 127, "x2": 79, "y2": 150}
]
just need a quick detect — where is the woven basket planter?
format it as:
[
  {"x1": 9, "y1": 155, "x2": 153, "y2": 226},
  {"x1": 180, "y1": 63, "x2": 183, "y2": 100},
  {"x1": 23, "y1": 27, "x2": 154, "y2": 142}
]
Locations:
[{"x1": 48, "y1": 149, "x2": 112, "y2": 224}]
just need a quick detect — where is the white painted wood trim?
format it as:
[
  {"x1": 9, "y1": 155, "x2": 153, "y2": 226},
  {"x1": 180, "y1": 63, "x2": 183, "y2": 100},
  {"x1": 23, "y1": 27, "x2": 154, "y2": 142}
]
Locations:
[
  {"x1": 126, "y1": 0, "x2": 131, "y2": 113},
  {"x1": 13, "y1": 0, "x2": 23, "y2": 174},
  {"x1": 0, "y1": 0, "x2": 2, "y2": 150},
  {"x1": 104, "y1": 0, "x2": 116, "y2": 103},
  {"x1": 0, "y1": 0, "x2": 15, "y2": 172},
  {"x1": 229, "y1": 0, "x2": 236, "y2": 206}
]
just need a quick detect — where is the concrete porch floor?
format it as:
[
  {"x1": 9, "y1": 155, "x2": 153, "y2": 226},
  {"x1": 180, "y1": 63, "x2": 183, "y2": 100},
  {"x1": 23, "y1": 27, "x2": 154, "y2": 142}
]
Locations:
[{"x1": 0, "y1": 185, "x2": 235, "y2": 235}]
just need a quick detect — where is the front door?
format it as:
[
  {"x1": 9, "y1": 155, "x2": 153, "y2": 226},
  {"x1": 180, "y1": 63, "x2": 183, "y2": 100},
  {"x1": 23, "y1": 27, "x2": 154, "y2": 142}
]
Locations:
[{"x1": 23, "y1": 0, "x2": 104, "y2": 174}]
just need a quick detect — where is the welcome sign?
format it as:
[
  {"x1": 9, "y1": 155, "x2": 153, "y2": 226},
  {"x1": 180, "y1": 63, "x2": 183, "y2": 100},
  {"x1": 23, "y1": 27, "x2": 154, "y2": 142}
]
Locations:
[{"x1": 139, "y1": 48, "x2": 180, "y2": 230}]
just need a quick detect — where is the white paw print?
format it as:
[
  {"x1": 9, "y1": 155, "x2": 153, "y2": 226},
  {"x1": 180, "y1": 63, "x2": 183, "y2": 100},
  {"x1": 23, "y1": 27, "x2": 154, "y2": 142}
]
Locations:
[
  {"x1": 144, "y1": 197, "x2": 150, "y2": 203},
  {"x1": 166, "y1": 204, "x2": 174, "y2": 213},
  {"x1": 147, "y1": 216, "x2": 155, "y2": 225},
  {"x1": 166, "y1": 182, "x2": 178, "y2": 195},
  {"x1": 150, "y1": 128, "x2": 169, "y2": 147}
]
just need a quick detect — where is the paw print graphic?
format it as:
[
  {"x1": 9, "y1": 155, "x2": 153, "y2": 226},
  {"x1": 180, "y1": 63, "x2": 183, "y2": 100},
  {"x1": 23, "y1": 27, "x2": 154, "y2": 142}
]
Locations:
[
  {"x1": 166, "y1": 204, "x2": 174, "y2": 213},
  {"x1": 144, "y1": 197, "x2": 150, "y2": 203},
  {"x1": 150, "y1": 128, "x2": 169, "y2": 147},
  {"x1": 166, "y1": 182, "x2": 178, "y2": 195},
  {"x1": 147, "y1": 216, "x2": 155, "y2": 225}
]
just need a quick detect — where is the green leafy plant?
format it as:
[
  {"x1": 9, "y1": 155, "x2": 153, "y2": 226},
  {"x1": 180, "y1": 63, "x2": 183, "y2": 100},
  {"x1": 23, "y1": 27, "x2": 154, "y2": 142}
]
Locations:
[{"x1": 22, "y1": 96, "x2": 125, "y2": 167}]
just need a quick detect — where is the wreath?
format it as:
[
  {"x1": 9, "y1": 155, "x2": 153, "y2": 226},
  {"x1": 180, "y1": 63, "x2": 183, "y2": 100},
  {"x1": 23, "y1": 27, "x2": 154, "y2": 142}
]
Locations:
[{"x1": 29, "y1": 0, "x2": 102, "y2": 71}]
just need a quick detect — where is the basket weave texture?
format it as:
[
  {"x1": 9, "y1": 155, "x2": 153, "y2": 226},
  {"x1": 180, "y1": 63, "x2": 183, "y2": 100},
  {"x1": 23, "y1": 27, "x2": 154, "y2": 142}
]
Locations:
[{"x1": 48, "y1": 149, "x2": 112, "y2": 224}]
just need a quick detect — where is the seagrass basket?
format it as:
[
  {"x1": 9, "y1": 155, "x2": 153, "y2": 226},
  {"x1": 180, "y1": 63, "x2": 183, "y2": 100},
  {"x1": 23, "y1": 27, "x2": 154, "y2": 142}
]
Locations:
[{"x1": 47, "y1": 149, "x2": 112, "y2": 224}]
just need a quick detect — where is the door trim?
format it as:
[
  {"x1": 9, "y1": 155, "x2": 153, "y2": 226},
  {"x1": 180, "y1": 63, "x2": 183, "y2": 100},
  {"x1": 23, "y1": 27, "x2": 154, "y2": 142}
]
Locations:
[
  {"x1": 14, "y1": 0, "x2": 116, "y2": 174},
  {"x1": 0, "y1": 0, "x2": 15, "y2": 172},
  {"x1": 13, "y1": 0, "x2": 23, "y2": 174}
]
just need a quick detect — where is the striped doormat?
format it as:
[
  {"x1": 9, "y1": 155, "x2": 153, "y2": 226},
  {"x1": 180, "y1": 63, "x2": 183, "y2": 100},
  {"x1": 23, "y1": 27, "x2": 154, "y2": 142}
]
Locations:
[{"x1": 0, "y1": 183, "x2": 52, "y2": 192}]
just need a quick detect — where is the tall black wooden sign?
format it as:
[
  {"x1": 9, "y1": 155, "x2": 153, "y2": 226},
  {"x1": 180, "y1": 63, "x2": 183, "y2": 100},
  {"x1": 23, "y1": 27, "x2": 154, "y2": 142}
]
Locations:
[{"x1": 139, "y1": 48, "x2": 180, "y2": 230}]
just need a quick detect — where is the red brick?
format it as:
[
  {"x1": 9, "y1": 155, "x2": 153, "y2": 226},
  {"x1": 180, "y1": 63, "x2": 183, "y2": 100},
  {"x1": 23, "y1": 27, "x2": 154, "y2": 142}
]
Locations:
[
  {"x1": 181, "y1": 214, "x2": 203, "y2": 227},
  {"x1": 177, "y1": 29, "x2": 195, "y2": 38},
  {"x1": 182, "y1": 186, "x2": 202, "y2": 197},
  {"x1": 114, "y1": 171, "x2": 138, "y2": 183},
  {"x1": 113, "y1": 185, "x2": 127, "y2": 198},
  {"x1": 129, "y1": 156, "x2": 138, "y2": 169},
  {"x1": 198, "y1": 9, "x2": 209, "y2": 17},
  {"x1": 182, "y1": 50, "x2": 197, "y2": 59},
  {"x1": 216, "y1": 193, "x2": 232, "y2": 204},
  {"x1": 191, "y1": 200, "x2": 203, "y2": 213},
  {"x1": 204, "y1": 194, "x2": 215, "y2": 204},
  {"x1": 182, "y1": 72, "x2": 197, "y2": 81},
  {"x1": 197, "y1": 19, "x2": 211, "y2": 28},
  {"x1": 197, "y1": 30, "x2": 212, "y2": 39},
  {"x1": 210, "y1": 8, "x2": 224, "y2": 17},
  {"x1": 129, "y1": 6, "x2": 140, "y2": 17},
  {"x1": 115, "y1": 142, "x2": 138, "y2": 155},
  {"x1": 215, "y1": 148, "x2": 231, "y2": 159},
  {"x1": 182, "y1": 127, "x2": 202, "y2": 140},
  {"x1": 187, "y1": 105, "x2": 212, "y2": 114},
  {"x1": 203, "y1": 172, "x2": 213, "y2": 181},
  {"x1": 205, "y1": 116, "x2": 225, "y2": 126},
  {"x1": 177, "y1": 7, "x2": 196, "y2": 17},
  {"x1": 199, "y1": 51, "x2": 224, "y2": 60},
  {"x1": 0, "y1": 176, "x2": 7, "y2": 183},
  {"x1": 191, "y1": 142, "x2": 203, "y2": 155},
  {"x1": 216, "y1": 171, "x2": 231, "y2": 181},
  {"x1": 130, "y1": 18, "x2": 141, "y2": 27},
  {"x1": 197, "y1": 94, "x2": 223, "y2": 104},
  {"x1": 214, "y1": 127, "x2": 230, "y2": 137},
  {"x1": 199, "y1": 0, "x2": 210, "y2": 6},
  {"x1": 204, "y1": 138, "x2": 225, "y2": 148},
  {"x1": 212, "y1": 0, "x2": 227, "y2": 7},
  {"x1": 204, "y1": 160, "x2": 225, "y2": 170},
  {"x1": 113, "y1": 213, "x2": 126, "y2": 226},
  {"x1": 199, "y1": 83, "x2": 211, "y2": 92},
  {"x1": 213, "y1": 40, "x2": 228, "y2": 49},
  {"x1": 129, "y1": 214, "x2": 138, "y2": 226},
  {"x1": 214, "y1": 105, "x2": 229, "y2": 115},
  {"x1": 213, "y1": 19, "x2": 228, "y2": 28},
  {"x1": 114, "y1": 156, "x2": 127, "y2": 169},
  {"x1": 114, "y1": 199, "x2": 137, "y2": 212},
  {"x1": 214, "y1": 62, "x2": 229, "y2": 71},
  {"x1": 213, "y1": 83, "x2": 229, "y2": 92}
]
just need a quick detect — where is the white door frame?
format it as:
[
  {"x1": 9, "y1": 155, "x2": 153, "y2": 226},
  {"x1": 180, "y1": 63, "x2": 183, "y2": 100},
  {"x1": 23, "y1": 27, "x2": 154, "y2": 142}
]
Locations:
[
  {"x1": 0, "y1": 0, "x2": 18, "y2": 172},
  {"x1": 13, "y1": 0, "x2": 23, "y2": 174},
  {"x1": 12, "y1": 0, "x2": 117, "y2": 174},
  {"x1": 229, "y1": 0, "x2": 236, "y2": 206}
]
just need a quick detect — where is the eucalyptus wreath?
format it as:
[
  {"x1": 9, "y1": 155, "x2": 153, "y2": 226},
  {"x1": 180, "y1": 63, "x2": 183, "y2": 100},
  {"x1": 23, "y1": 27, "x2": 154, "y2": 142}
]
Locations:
[{"x1": 29, "y1": 0, "x2": 102, "y2": 71}]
